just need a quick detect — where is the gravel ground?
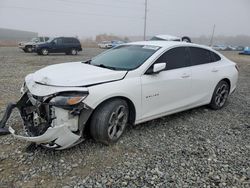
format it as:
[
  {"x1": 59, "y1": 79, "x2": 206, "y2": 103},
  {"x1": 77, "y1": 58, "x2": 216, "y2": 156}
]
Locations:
[{"x1": 0, "y1": 48, "x2": 249, "y2": 188}]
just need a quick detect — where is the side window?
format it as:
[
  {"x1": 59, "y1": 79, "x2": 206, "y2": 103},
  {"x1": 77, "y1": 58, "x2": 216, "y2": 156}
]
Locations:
[
  {"x1": 64, "y1": 38, "x2": 75, "y2": 44},
  {"x1": 155, "y1": 47, "x2": 190, "y2": 70},
  {"x1": 210, "y1": 51, "x2": 221, "y2": 62},
  {"x1": 54, "y1": 38, "x2": 63, "y2": 45},
  {"x1": 39, "y1": 37, "x2": 44, "y2": 42},
  {"x1": 189, "y1": 47, "x2": 212, "y2": 65},
  {"x1": 45, "y1": 37, "x2": 49, "y2": 42}
]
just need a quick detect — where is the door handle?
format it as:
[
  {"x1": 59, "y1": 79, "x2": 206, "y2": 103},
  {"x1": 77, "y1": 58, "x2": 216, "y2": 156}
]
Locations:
[
  {"x1": 212, "y1": 68, "x2": 219, "y2": 72},
  {"x1": 181, "y1": 74, "x2": 190, "y2": 78}
]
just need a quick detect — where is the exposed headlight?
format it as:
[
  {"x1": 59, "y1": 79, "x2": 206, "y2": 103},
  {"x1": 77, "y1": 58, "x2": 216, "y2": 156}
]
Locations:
[{"x1": 50, "y1": 92, "x2": 88, "y2": 106}]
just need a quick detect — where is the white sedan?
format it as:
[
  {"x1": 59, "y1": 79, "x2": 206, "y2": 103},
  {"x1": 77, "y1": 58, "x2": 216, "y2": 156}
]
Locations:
[{"x1": 0, "y1": 41, "x2": 238, "y2": 149}]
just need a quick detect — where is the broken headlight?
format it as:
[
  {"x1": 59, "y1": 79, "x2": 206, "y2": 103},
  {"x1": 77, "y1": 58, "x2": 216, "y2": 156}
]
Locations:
[{"x1": 50, "y1": 92, "x2": 88, "y2": 106}]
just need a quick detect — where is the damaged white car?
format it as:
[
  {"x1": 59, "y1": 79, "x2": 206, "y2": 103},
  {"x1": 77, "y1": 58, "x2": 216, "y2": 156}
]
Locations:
[{"x1": 0, "y1": 41, "x2": 238, "y2": 150}]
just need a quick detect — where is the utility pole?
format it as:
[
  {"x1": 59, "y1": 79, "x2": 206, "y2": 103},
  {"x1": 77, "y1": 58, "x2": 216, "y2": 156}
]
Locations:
[
  {"x1": 209, "y1": 24, "x2": 216, "y2": 46},
  {"x1": 143, "y1": 0, "x2": 148, "y2": 40}
]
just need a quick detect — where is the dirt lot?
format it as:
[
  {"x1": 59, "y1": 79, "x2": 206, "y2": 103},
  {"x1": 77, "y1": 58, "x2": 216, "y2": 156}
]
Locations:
[{"x1": 0, "y1": 47, "x2": 249, "y2": 188}]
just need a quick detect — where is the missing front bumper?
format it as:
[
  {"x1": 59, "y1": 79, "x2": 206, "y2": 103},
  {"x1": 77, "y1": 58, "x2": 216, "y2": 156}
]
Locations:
[{"x1": 0, "y1": 93, "x2": 93, "y2": 150}]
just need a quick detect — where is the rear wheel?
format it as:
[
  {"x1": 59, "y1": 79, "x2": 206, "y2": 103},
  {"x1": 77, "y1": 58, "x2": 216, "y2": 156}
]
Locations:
[
  {"x1": 90, "y1": 99, "x2": 129, "y2": 145},
  {"x1": 209, "y1": 80, "x2": 230, "y2": 110},
  {"x1": 71, "y1": 48, "x2": 78, "y2": 55}
]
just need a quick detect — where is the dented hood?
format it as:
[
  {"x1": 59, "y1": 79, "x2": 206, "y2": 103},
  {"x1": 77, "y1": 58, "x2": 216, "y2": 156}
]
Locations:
[{"x1": 32, "y1": 62, "x2": 127, "y2": 87}]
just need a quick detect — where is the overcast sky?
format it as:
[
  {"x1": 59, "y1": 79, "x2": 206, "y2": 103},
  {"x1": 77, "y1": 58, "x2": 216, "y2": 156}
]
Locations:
[{"x1": 0, "y1": 0, "x2": 249, "y2": 38}]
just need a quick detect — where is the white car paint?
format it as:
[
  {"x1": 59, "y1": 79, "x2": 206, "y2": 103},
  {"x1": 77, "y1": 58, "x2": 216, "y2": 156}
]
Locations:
[
  {"x1": 32, "y1": 62, "x2": 127, "y2": 87},
  {"x1": 7, "y1": 41, "x2": 238, "y2": 149}
]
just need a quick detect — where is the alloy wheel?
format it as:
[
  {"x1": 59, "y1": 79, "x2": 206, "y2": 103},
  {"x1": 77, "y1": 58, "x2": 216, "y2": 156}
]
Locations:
[
  {"x1": 42, "y1": 49, "x2": 48, "y2": 55},
  {"x1": 108, "y1": 105, "x2": 128, "y2": 139},
  {"x1": 215, "y1": 83, "x2": 229, "y2": 107}
]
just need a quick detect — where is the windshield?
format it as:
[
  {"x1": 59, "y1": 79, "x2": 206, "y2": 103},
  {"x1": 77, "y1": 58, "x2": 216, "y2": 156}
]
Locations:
[
  {"x1": 47, "y1": 38, "x2": 55, "y2": 43},
  {"x1": 90, "y1": 45, "x2": 160, "y2": 70},
  {"x1": 30, "y1": 37, "x2": 38, "y2": 42}
]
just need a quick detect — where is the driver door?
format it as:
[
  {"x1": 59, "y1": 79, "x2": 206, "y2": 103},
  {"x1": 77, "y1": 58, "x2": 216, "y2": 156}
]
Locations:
[
  {"x1": 51, "y1": 38, "x2": 63, "y2": 53},
  {"x1": 141, "y1": 47, "x2": 192, "y2": 120}
]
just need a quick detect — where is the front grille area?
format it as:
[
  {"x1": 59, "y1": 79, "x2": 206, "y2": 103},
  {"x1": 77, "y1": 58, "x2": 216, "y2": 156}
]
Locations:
[{"x1": 21, "y1": 93, "x2": 53, "y2": 136}]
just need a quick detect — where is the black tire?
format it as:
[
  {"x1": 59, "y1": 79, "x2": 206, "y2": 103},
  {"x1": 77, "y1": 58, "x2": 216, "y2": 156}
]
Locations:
[
  {"x1": 209, "y1": 80, "x2": 230, "y2": 110},
  {"x1": 182, "y1": 36, "x2": 192, "y2": 43},
  {"x1": 90, "y1": 99, "x2": 129, "y2": 145},
  {"x1": 25, "y1": 46, "x2": 33, "y2": 53},
  {"x1": 70, "y1": 48, "x2": 78, "y2": 55},
  {"x1": 41, "y1": 48, "x2": 49, "y2": 56}
]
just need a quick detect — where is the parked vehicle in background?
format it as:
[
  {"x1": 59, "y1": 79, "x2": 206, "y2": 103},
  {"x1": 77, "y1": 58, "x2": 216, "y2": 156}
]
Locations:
[
  {"x1": 239, "y1": 47, "x2": 250, "y2": 55},
  {"x1": 111, "y1": 41, "x2": 125, "y2": 48},
  {"x1": 212, "y1": 45, "x2": 227, "y2": 51},
  {"x1": 19, "y1": 37, "x2": 50, "y2": 53},
  {"x1": 34, "y1": 37, "x2": 82, "y2": 55},
  {"x1": 150, "y1": 35, "x2": 192, "y2": 43},
  {"x1": 98, "y1": 41, "x2": 112, "y2": 49},
  {"x1": 0, "y1": 41, "x2": 238, "y2": 150},
  {"x1": 235, "y1": 46, "x2": 245, "y2": 51},
  {"x1": 98, "y1": 40, "x2": 125, "y2": 49}
]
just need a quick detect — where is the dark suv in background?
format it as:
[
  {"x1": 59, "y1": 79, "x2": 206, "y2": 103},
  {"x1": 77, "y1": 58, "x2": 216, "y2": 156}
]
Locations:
[{"x1": 34, "y1": 37, "x2": 82, "y2": 55}]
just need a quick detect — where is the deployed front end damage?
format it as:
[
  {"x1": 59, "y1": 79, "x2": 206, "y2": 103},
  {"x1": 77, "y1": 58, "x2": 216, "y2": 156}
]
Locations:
[{"x1": 0, "y1": 88, "x2": 93, "y2": 150}]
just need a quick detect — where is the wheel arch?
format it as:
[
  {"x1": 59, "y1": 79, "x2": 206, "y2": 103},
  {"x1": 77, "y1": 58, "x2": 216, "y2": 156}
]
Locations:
[
  {"x1": 220, "y1": 78, "x2": 231, "y2": 91},
  {"x1": 210, "y1": 78, "x2": 231, "y2": 103},
  {"x1": 92, "y1": 96, "x2": 136, "y2": 125}
]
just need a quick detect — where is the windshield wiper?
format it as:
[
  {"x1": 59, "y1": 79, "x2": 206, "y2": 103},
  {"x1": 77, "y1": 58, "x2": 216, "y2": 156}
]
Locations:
[
  {"x1": 96, "y1": 64, "x2": 118, "y2": 70},
  {"x1": 82, "y1": 59, "x2": 92, "y2": 64}
]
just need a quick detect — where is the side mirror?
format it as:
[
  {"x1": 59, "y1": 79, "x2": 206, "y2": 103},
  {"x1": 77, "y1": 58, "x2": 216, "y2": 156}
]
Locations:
[
  {"x1": 146, "y1": 63, "x2": 166, "y2": 74},
  {"x1": 153, "y1": 63, "x2": 166, "y2": 73},
  {"x1": 51, "y1": 41, "x2": 56, "y2": 45}
]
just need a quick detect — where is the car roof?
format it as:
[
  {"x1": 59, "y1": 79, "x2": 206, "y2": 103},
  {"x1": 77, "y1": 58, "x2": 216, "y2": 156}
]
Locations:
[{"x1": 127, "y1": 41, "x2": 211, "y2": 50}]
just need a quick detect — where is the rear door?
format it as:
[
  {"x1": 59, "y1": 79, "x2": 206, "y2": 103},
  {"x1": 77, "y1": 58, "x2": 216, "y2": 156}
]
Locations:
[
  {"x1": 188, "y1": 47, "x2": 221, "y2": 104},
  {"x1": 141, "y1": 47, "x2": 193, "y2": 119}
]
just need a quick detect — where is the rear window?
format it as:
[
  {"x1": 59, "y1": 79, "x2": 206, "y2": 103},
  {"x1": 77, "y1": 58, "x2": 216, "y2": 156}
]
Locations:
[{"x1": 64, "y1": 38, "x2": 79, "y2": 44}]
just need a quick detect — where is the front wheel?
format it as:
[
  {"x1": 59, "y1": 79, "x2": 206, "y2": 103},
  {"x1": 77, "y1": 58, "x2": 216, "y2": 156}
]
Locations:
[
  {"x1": 25, "y1": 46, "x2": 33, "y2": 53},
  {"x1": 90, "y1": 99, "x2": 129, "y2": 145},
  {"x1": 41, "y1": 48, "x2": 49, "y2": 56},
  {"x1": 209, "y1": 80, "x2": 230, "y2": 110}
]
